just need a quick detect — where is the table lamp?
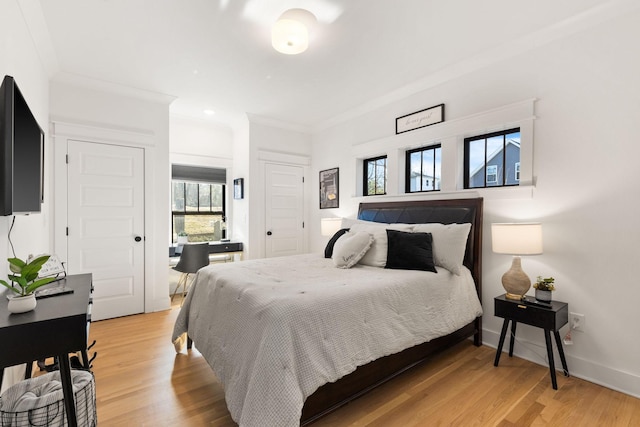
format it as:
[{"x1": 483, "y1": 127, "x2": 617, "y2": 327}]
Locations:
[
  {"x1": 491, "y1": 223, "x2": 543, "y2": 300},
  {"x1": 321, "y1": 218, "x2": 342, "y2": 237}
]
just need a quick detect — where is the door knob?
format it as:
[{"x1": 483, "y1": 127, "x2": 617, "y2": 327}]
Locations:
[
  {"x1": 266, "y1": 231, "x2": 272, "y2": 236},
  {"x1": 134, "y1": 236, "x2": 142, "y2": 242}
]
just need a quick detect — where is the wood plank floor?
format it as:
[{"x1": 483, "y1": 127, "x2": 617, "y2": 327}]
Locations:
[{"x1": 86, "y1": 300, "x2": 640, "y2": 426}]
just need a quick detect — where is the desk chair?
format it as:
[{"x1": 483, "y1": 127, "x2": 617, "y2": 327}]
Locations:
[{"x1": 171, "y1": 243, "x2": 210, "y2": 302}]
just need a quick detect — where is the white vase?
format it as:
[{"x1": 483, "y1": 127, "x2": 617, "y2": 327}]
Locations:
[{"x1": 8, "y1": 293, "x2": 37, "y2": 314}]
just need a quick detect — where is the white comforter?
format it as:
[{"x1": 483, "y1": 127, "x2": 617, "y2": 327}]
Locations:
[{"x1": 172, "y1": 253, "x2": 483, "y2": 427}]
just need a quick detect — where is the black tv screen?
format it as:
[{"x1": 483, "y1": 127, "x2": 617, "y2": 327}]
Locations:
[{"x1": 0, "y1": 75, "x2": 44, "y2": 215}]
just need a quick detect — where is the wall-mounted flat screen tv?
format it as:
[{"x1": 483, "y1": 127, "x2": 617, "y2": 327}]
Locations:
[{"x1": 0, "y1": 75, "x2": 44, "y2": 215}]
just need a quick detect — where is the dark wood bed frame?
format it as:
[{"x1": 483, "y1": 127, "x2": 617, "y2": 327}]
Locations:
[{"x1": 301, "y1": 197, "x2": 484, "y2": 425}]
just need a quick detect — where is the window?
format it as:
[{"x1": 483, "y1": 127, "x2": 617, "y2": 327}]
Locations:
[
  {"x1": 363, "y1": 156, "x2": 387, "y2": 196},
  {"x1": 406, "y1": 144, "x2": 441, "y2": 193},
  {"x1": 486, "y1": 165, "x2": 497, "y2": 184},
  {"x1": 172, "y1": 181, "x2": 225, "y2": 242},
  {"x1": 464, "y1": 128, "x2": 520, "y2": 189},
  {"x1": 171, "y1": 165, "x2": 227, "y2": 243}
]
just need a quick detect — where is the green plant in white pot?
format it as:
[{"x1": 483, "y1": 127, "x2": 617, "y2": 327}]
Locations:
[
  {"x1": 177, "y1": 231, "x2": 189, "y2": 245},
  {"x1": 0, "y1": 255, "x2": 56, "y2": 314},
  {"x1": 533, "y1": 276, "x2": 555, "y2": 303}
]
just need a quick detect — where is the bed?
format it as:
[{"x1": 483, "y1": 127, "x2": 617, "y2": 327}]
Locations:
[{"x1": 172, "y1": 197, "x2": 483, "y2": 426}]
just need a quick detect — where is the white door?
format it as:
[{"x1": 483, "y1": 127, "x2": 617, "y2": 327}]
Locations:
[
  {"x1": 67, "y1": 140, "x2": 145, "y2": 321},
  {"x1": 265, "y1": 163, "x2": 304, "y2": 258}
]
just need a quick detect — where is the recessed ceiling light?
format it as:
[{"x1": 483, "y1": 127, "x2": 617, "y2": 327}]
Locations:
[{"x1": 203, "y1": 109, "x2": 215, "y2": 115}]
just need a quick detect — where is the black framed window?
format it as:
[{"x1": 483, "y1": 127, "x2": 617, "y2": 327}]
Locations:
[
  {"x1": 171, "y1": 181, "x2": 225, "y2": 242},
  {"x1": 464, "y1": 128, "x2": 521, "y2": 189},
  {"x1": 363, "y1": 155, "x2": 387, "y2": 196},
  {"x1": 406, "y1": 144, "x2": 441, "y2": 193}
]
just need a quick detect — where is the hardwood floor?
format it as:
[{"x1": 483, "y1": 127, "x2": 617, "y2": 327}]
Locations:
[{"x1": 87, "y1": 300, "x2": 640, "y2": 426}]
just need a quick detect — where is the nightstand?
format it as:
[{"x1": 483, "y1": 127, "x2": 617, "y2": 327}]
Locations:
[{"x1": 493, "y1": 294, "x2": 570, "y2": 390}]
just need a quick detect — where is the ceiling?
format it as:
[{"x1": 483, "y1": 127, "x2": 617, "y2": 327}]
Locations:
[{"x1": 32, "y1": 0, "x2": 623, "y2": 130}]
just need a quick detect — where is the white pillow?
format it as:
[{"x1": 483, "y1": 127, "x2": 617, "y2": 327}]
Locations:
[
  {"x1": 349, "y1": 222, "x2": 414, "y2": 267},
  {"x1": 411, "y1": 223, "x2": 471, "y2": 275},
  {"x1": 332, "y1": 231, "x2": 374, "y2": 268}
]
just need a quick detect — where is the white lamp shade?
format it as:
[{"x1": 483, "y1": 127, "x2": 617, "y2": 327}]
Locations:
[
  {"x1": 321, "y1": 217, "x2": 342, "y2": 236},
  {"x1": 491, "y1": 223, "x2": 543, "y2": 255},
  {"x1": 272, "y1": 8, "x2": 316, "y2": 55}
]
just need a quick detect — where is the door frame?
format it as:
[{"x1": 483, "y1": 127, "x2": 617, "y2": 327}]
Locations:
[
  {"x1": 253, "y1": 150, "x2": 310, "y2": 260},
  {"x1": 52, "y1": 121, "x2": 158, "y2": 314}
]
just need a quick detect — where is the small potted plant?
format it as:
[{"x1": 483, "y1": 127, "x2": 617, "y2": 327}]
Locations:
[
  {"x1": 533, "y1": 276, "x2": 555, "y2": 303},
  {"x1": 177, "y1": 231, "x2": 189, "y2": 245},
  {"x1": 0, "y1": 255, "x2": 56, "y2": 314}
]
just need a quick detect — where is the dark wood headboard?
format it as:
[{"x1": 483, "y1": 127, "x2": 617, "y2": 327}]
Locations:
[{"x1": 357, "y1": 197, "x2": 483, "y2": 299}]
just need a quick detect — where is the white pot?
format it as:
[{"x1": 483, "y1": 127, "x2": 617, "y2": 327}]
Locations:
[
  {"x1": 8, "y1": 293, "x2": 37, "y2": 314},
  {"x1": 177, "y1": 236, "x2": 188, "y2": 244},
  {"x1": 535, "y1": 289, "x2": 552, "y2": 303}
]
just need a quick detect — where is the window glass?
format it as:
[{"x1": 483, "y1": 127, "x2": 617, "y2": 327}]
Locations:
[
  {"x1": 172, "y1": 182, "x2": 184, "y2": 211},
  {"x1": 464, "y1": 128, "x2": 520, "y2": 189},
  {"x1": 486, "y1": 165, "x2": 498, "y2": 184},
  {"x1": 409, "y1": 151, "x2": 421, "y2": 192},
  {"x1": 364, "y1": 156, "x2": 387, "y2": 196},
  {"x1": 185, "y1": 183, "x2": 199, "y2": 211},
  {"x1": 406, "y1": 144, "x2": 441, "y2": 193},
  {"x1": 172, "y1": 180, "x2": 225, "y2": 242},
  {"x1": 198, "y1": 183, "x2": 211, "y2": 210}
]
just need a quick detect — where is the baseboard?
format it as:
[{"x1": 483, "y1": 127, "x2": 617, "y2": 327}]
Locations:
[{"x1": 483, "y1": 327, "x2": 640, "y2": 399}]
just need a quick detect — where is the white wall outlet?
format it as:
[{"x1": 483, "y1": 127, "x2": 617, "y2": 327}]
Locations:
[{"x1": 570, "y1": 312, "x2": 585, "y2": 332}]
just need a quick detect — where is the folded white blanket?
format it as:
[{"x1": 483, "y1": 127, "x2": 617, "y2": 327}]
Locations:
[{"x1": 173, "y1": 253, "x2": 482, "y2": 427}]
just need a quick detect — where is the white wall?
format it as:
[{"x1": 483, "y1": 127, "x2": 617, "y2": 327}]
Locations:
[
  {"x1": 0, "y1": 0, "x2": 52, "y2": 393},
  {"x1": 49, "y1": 81, "x2": 173, "y2": 315},
  {"x1": 231, "y1": 117, "x2": 251, "y2": 253},
  {"x1": 311, "y1": 10, "x2": 640, "y2": 397},
  {"x1": 169, "y1": 113, "x2": 234, "y2": 235},
  {"x1": 0, "y1": 1, "x2": 51, "y2": 270},
  {"x1": 170, "y1": 115, "x2": 233, "y2": 162},
  {"x1": 234, "y1": 117, "x2": 312, "y2": 260}
]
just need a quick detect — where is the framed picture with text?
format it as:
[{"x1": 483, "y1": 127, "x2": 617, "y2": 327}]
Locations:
[
  {"x1": 319, "y1": 168, "x2": 339, "y2": 209},
  {"x1": 396, "y1": 103, "x2": 445, "y2": 134}
]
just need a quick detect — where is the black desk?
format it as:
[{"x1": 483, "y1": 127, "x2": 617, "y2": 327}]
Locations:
[
  {"x1": 169, "y1": 242, "x2": 243, "y2": 266},
  {"x1": 493, "y1": 294, "x2": 569, "y2": 390},
  {"x1": 0, "y1": 274, "x2": 92, "y2": 427}
]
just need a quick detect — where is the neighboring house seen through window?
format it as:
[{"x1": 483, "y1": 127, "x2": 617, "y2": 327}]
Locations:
[
  {"x1": 464, "y1": 128, "x2": 520, "y2": 189},
  {"x1": 406, "y1": 144, "x2": 441, "y2": 193},
  {"x1": 364, "y1": 155, "x2": 387, "y2": 196}
]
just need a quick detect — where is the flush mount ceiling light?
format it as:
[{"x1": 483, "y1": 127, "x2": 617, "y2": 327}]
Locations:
[{"x1": 272, "y1": 8, "x2": 317, "y2": 55}]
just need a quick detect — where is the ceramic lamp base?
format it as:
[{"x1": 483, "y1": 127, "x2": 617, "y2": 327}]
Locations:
[{"x1": 501, "y1": 256, "x2": 531, "y2": 300}]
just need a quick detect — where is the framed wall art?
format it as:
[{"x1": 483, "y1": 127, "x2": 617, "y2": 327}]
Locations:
[
  {"x1": 233, "y1": 178, "x2": 244, "y2": 199},
  {"x1": 396, "y1": 103, "x2": 445, "y2": 134},
  {"x1": 319, "y1": 167, "x2": 339, "y2": 209}
]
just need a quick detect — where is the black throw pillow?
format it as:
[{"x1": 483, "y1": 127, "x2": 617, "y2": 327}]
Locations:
[
  {"x1": 385, "y1": 229, "x2": 437, "y2": 272},
  {"x1": 324, "y1": 228, "x2": 349, "y2": 258}
]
